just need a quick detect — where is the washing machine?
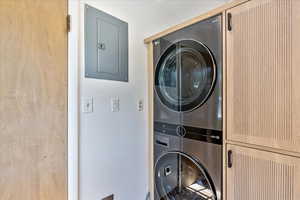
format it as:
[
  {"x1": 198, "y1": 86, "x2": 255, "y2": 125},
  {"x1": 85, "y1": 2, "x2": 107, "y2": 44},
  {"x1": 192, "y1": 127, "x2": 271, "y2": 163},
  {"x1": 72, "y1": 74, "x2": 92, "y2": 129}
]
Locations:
[
  {"x1": 154, "y1": 123, "x2": 222, "y2": 200},
  {"x1": 153, "y1": 15, "x2": 222, "y2": 131}
]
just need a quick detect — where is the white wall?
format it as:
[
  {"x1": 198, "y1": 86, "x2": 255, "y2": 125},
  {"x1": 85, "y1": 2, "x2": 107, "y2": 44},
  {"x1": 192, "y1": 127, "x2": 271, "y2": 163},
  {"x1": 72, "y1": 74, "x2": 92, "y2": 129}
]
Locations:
[{"x1": 69, "y1": 0, "x2": 228, "y2": 200}]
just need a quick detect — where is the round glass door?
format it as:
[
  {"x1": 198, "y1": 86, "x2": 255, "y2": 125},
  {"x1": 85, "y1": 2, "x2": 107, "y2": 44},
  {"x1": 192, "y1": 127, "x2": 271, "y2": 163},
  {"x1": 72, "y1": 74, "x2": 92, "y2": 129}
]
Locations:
[
  {"x1": 155, "y1": 151, "x2": 216, "y2": 200},
  {"x1": 155, "y1": 40, "x2": 216, "y2": 112}
]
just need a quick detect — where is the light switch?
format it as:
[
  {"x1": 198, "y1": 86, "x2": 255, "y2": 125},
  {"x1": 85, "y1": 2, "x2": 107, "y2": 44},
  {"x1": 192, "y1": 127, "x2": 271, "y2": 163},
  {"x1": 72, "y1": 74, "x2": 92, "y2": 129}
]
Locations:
[
  {"x1": 111, "y1": 97, "x2": 120, "y2": 112},
  {"x1": 82, "y1": 97, "x2": 93, "y2": 113},
  {"x1": 138, "y1": 100, "x2": 143, "y2": 111}
]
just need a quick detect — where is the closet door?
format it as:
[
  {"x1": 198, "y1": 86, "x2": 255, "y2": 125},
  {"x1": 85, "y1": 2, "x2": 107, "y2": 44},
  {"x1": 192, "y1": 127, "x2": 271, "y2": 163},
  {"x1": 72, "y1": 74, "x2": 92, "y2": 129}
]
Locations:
[
  {"x1": 0, "y1": 0, "x2": 68, "y2": 200},
  {"x1": 226, "y1": 0, "x2": 300, "y2": 153},
  {"x1": 227, "y1": 144, "x2": 300, "y2": 200}
]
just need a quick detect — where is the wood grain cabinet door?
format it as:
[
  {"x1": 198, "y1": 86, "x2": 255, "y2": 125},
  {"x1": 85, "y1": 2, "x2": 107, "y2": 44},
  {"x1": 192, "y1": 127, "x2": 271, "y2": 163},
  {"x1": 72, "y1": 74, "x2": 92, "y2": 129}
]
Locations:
[
  {"x1": 226, "y1": 0, "x2": 300, "y2": 153},
  {"x1": 227, "y1": 144, "x2": 300, "y2": 200},
  {"x1": 0, "y1": 0, "x2": 68, "y2": 200}
]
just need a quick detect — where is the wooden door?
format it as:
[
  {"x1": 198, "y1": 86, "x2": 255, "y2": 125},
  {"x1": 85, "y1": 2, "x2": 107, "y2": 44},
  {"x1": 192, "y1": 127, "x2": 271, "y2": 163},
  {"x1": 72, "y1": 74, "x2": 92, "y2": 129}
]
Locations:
[
  {"x1": 226, "y1": 0, "x2": 300, "y2": 153},
  {"x1": 0, "y1": 1, "x2": 68, "y2": 200},
  {"x1": 227, "y1": 144, "x2": 300, "y2": 200}
]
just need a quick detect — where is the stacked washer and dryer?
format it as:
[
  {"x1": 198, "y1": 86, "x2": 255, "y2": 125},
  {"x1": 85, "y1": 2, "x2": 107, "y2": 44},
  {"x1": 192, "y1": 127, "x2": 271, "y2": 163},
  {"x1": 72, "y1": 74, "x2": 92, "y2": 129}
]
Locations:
[{"x1": 153, "y1": 15, "x2": 223, "y2": 200}]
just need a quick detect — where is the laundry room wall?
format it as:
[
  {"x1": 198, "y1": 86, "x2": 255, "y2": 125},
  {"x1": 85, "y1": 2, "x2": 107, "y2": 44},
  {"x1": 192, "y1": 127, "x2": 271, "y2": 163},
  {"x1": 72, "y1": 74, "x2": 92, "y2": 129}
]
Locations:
[{"x1": 69, "y1": 0, "x2": 229, "y2": 200}]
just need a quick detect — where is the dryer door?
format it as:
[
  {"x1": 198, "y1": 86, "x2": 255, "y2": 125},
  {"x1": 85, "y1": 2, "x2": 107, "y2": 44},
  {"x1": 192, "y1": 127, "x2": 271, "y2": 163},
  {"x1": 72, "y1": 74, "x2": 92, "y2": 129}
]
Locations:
[
  {"x1": 155, "y1": 43, "x2": 181, "y2": 112},
  {"x1": 155, "y1": 40, "x2": 216, "y2": 112},
  {"x1": 155, "y1": 151, "x2": 216, "y2": 200},
  {"x1": 178, "y1": 40, "x2": 216, "y2": 112}
]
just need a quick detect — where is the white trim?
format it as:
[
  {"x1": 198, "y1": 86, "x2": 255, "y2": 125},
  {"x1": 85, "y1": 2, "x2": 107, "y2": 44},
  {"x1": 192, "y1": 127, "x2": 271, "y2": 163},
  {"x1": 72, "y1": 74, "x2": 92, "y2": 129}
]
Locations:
[{"x1": 68, "y1": 1, "x2": 80, "y2": 200}]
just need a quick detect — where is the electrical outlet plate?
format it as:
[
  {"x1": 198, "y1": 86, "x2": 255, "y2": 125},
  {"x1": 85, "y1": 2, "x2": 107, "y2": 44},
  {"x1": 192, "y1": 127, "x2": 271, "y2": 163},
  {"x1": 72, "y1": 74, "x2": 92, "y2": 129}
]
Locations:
[
  {"x1": 138, "y1": 99, "x2": 143, "y2": 111},
  {"x1": 111, "y1": 97, "x2": 120, "y2": 112}
]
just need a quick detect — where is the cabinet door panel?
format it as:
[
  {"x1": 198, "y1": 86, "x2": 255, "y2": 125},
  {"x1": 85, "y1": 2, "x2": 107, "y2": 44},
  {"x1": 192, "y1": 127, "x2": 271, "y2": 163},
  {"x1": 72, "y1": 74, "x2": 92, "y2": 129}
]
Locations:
[
  {"x1": 226, "y1": 0, "x2": 300, "y2": 152},
  {"x1": 227, "y1": 145, "x2": 300, "y2": 200},
  {"x1": 97, "y1": 19, "x2": 119, "y2": 75}
]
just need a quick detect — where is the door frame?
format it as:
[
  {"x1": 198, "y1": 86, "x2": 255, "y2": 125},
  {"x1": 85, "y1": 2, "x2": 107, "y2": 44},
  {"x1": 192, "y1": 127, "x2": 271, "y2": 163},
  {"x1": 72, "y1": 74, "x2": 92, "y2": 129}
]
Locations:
[{"x1": 68, "y1": 1, "x2": 80, "y2": 200}]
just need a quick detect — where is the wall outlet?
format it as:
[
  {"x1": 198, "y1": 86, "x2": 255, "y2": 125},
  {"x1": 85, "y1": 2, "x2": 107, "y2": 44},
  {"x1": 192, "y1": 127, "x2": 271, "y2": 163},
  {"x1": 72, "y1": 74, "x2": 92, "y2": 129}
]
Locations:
[
  {"x1": 82, "y1": 97, "x2": 93, "y2": 113},
  {"x1": 111, "y1": 97, "x2": 120, "y2": 112},
  {"x1": 138, "y1": 99, "x2": 144, "y2": 111},
  {"x1": 102, "y1": 194, "x2": 114, "y2": 200}
]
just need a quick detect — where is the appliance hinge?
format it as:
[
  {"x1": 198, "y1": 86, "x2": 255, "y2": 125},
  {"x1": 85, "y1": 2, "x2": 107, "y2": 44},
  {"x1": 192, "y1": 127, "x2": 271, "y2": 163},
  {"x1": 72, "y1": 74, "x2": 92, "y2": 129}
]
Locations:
[
  {"x1": 227, "y1": 13, "x2": 232, "y2": 31},
  {"x1": 228, "y1": 150, "x2": 233, "y2": 168},
  {"x1": 67, "y1": 14, "x2": 71, "y2": 33}
]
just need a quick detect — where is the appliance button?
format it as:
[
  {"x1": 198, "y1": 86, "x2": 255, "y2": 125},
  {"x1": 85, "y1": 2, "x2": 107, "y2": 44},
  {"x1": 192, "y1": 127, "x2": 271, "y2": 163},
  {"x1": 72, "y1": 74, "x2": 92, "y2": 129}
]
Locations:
[
  {"x1": 210, "y1": 135, "x2": 220, "y2": 140},
  {"x1": 176, "y1": 126, "x2": 186, "y2": 137}
]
